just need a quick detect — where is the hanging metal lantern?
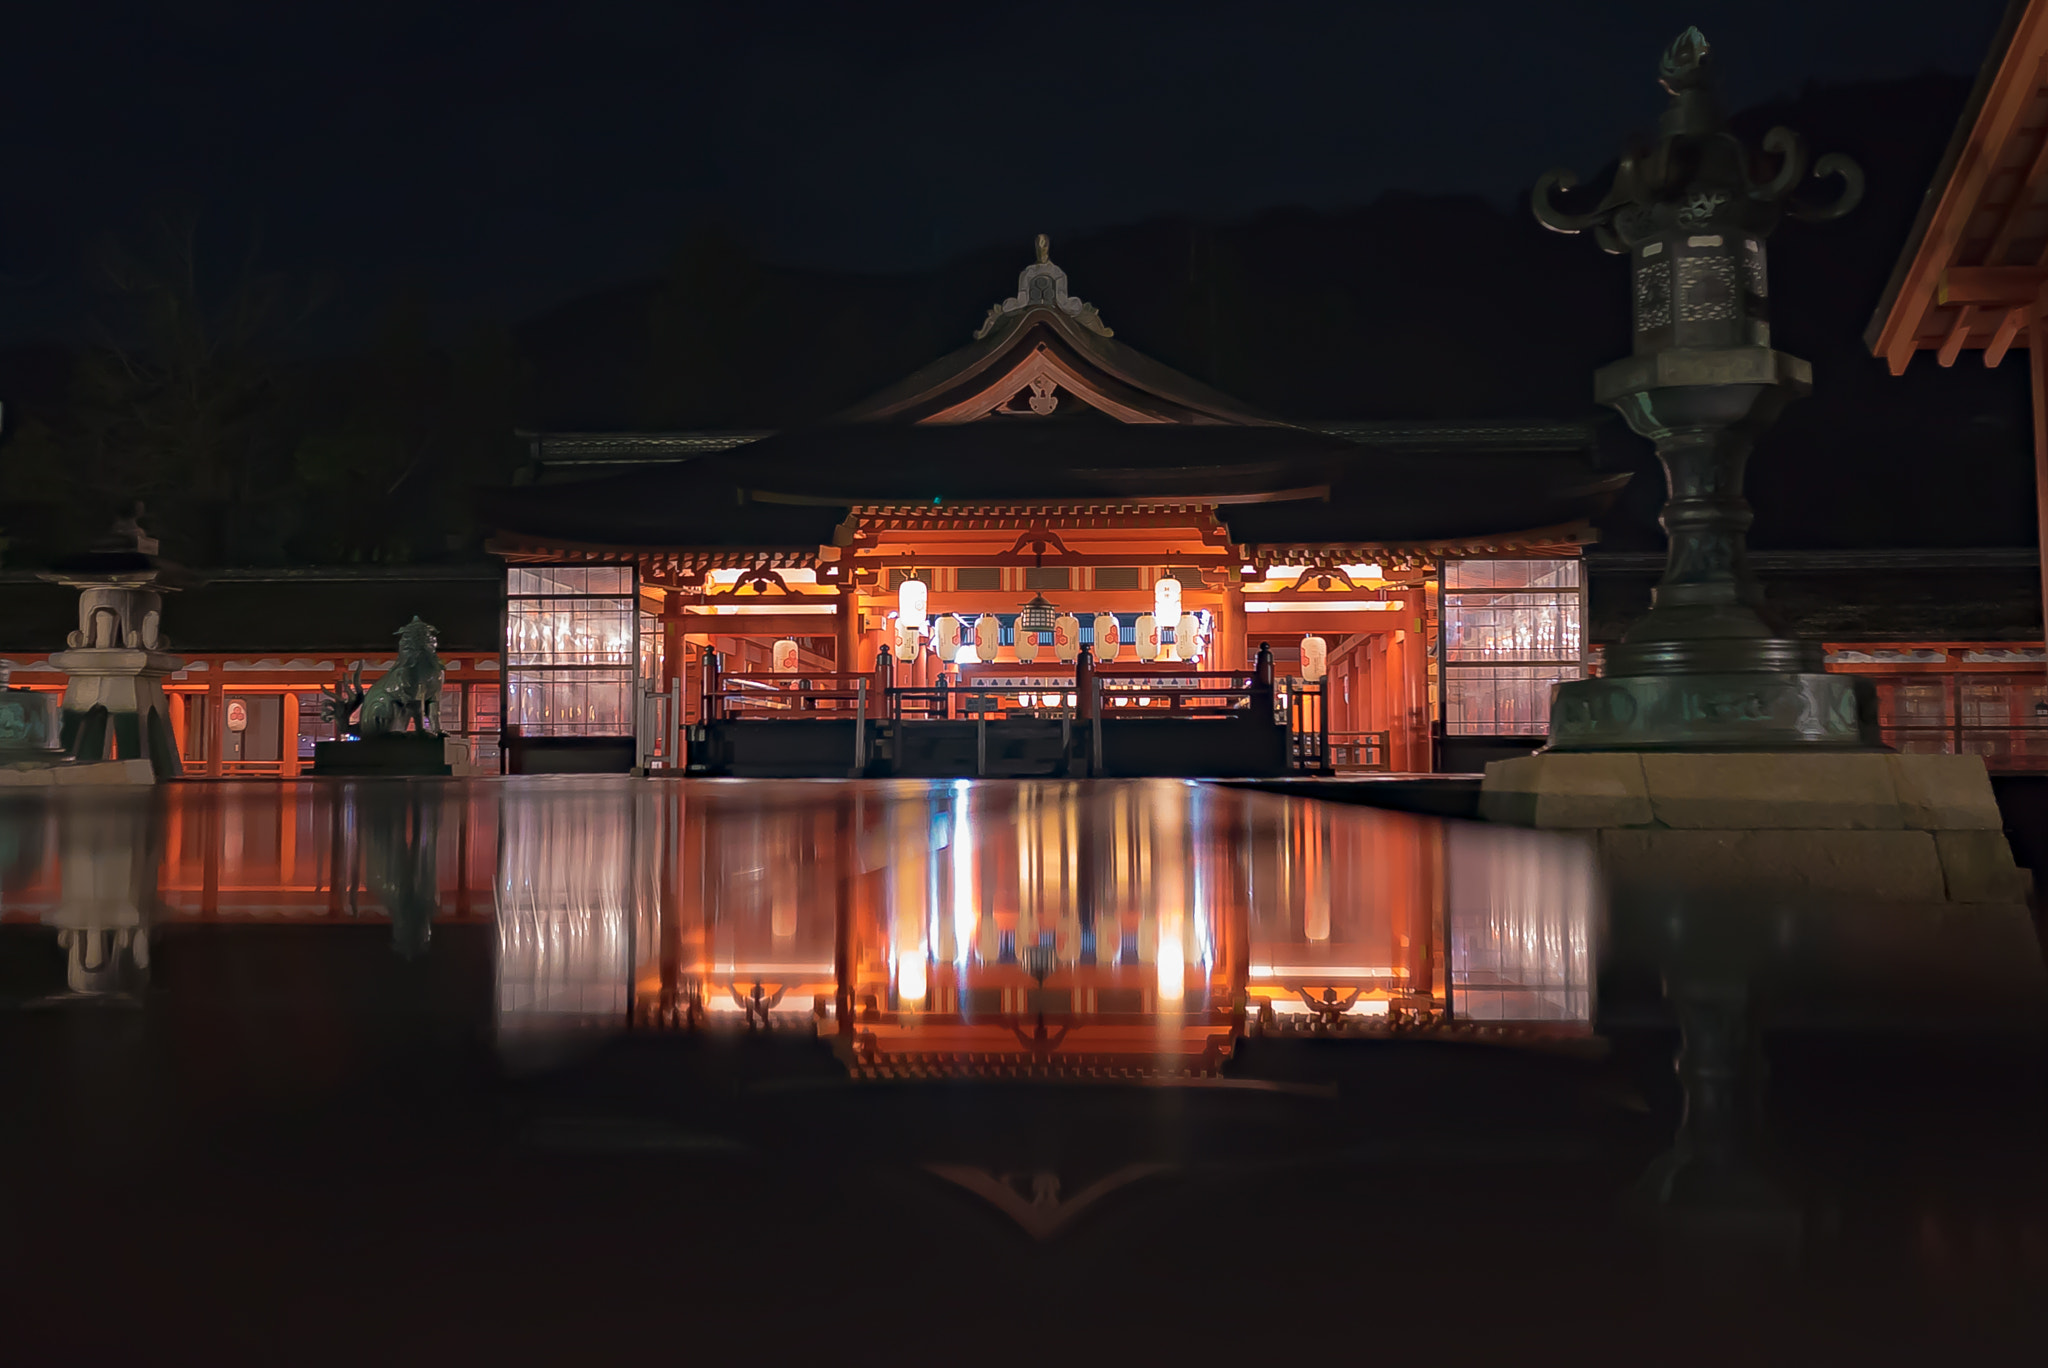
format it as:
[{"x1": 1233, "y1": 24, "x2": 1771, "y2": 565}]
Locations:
[
  {"x1": 1176, "y1": 612, "x2": 1202, "y2": 664},
  {"x1": 772, "y1": 638, "x2": 799, "y2": 673},
  {"x1": 1052, "y1": 613, "x2": 1080, "y2": 663},
  {"x1": 1134, "y1": 613, "x2": 1160, "y2": 662},
  {"x1": 1300, "y1": 634, "x2": 1328, "y2": 682},
  {"x1": 934, "y1": 614, "x2": 963, "y2": 662},
  {"x1": 1017, "y1": 592, "x2": 1058, "y2": 634},
  {"x1": 1094, "y1": 613, "x2": 1120, "y2": 661},
  {"x1": 898, "y1": 575, "x2": 928, "y2": 632},
  {"x1": 973, "y1": 613, "x2": 1000, "y2": 661},
  {"x1": 895, "y1": 621, "x2": 921, "y2": 662}
]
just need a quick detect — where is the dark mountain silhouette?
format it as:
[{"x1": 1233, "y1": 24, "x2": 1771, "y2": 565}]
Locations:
[
  {"x1": 0, "y1": 72, "x2": 2023, "y2": 566},
  {"x1": 510, "y1": 74, "x2": 2019, "y2": 552}
]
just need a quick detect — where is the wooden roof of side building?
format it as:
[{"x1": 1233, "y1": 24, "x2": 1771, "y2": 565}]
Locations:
[{"x1": 1867, "y1": 0, "x2": 2048, "y2": 370}]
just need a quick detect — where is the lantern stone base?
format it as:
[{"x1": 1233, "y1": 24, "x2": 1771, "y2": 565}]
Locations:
[
  {"x1": 1545, "y1": 672, "x2": 1881, "y2": 752},
  {"x1": 0, "y1": 757, "x2": 158, "y2": 787},
  {"x1": 1478, "y1": 750, "x2": 2029, "y2": 910},
  {"x1": 48, "y1": 647, "x2": 185, "y2": 779}
]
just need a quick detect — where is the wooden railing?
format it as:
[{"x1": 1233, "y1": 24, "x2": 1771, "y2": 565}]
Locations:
[
  {"x1": 691, "y1": 644, "x2": 1337, "y2": 776},
  {"x1": 1326, "y1": 731, "x2": 1392, "y2": 772}
]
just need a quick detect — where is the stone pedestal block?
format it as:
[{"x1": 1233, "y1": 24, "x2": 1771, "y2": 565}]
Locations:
[
  {"x1": 1477, "y1": 752, "x2": 1652, "y2": 828},
  {"x1": 1480, "y1": 749, "x2": 2030, "y2": 914},
  {"x1": 48, "y1": 647, "x2": 184, "y2": 778},
  {"x1": 1638, "y1": 752, "x2": 1901, "y2": 829}
]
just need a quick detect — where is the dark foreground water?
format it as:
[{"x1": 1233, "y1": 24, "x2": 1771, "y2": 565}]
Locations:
[{"x1": 2, "y1": 778, "x2": 2044, "y2": 1361}]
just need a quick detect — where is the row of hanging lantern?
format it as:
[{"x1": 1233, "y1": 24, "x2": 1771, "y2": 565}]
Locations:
[
  {"x1": 769, "y1": 574, "x2": 1212, "y2": 672},
  {"x1": 879, "y1": 610, "x2": 1209, "y2": 665}
]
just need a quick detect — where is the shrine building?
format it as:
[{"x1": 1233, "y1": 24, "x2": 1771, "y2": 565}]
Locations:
[{"x1": 484, "y1": 238, "x2": 1621, "y2": 776}]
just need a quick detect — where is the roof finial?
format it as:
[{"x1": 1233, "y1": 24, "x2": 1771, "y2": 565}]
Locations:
[{"x1": 973, "y1": 234, "x2": 1112, "y2": 340}]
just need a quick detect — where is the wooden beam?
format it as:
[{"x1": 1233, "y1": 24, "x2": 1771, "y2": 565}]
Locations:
[
  {"x1": 858, "y1": 552, "x2": 1238, "y2": 569},
  {"x1": 2032, "y1": 289, "x2": 2048, "y2": 693},
  {"x1": 1939, "y1": 305, "x2": 1978, "y2": 367},
  {"x1": 1987, "y1": 306, "x2": 2027, "y2": 367},
  {"x1": 1938, "y1": 265, "x2": 2048, "y2": 307},
  {"x1": 1984, "y1": 118, "x2": 2048, "y2": 268},
  {"x1": 1872, "y1": 34, "x2": 2048, "y2": 369},
  {"x1": 680, "y1": 613, "x2": 844, "y2": 637}
]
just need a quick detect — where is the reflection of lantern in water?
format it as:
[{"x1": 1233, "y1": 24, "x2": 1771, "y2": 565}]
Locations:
[
  {"x1": 1134, "y1": 614, "x2": 1159, "y2": 662},
  {"x1": 1300, "y1": 634, "x2": 1327, "y2": 682},
  {"x1": 898, "y1": 575, "x2": 927, "y2": 632},
  {"x1": 1094, "y1": 614, "x2": 1120, "y2": 661},
  {"x1": 896, "y1": 621, "x2": 921, "y2": 662},
  {"x1": 974, "y1": 614, "x2": 1000, "y2": 661},
  {"x1": 1176, "y1": 613, "x2": 1202, "y2": 664},
  {"x1": 1156, "y1": 922, "x2": 1185, "y2": 1002},
  {"x1": 897, "y1": 949, "x2": 927, "y2": 1006},
  {"x1": 1053, "y1": 614, "x2": 1079, "y2": 663},
  {"x1": 934, "y1": 614, "x2": 963, "y2": 662},
  {"x1": 772, "y1": 638, "x2": 799, "y2": 673}
]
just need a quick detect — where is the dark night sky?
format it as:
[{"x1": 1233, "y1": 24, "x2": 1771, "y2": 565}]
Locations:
[{"x1": 0, "y1": 0, "x2": 2014, "y2": 343}]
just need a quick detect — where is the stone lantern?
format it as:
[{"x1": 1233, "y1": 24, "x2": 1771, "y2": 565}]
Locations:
[
  {"x1": 1530, "y1": 27, "x2": 1874, "y2": 749},
  {"x1": 37, "y1": 504, "x2": 194, "y2": 778}
]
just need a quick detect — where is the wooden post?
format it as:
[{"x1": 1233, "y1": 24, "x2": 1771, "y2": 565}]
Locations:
[
  {"x1": 281, "y1": 691, "x2": 301, "y2": 778},
  {"x1": 836, "y1": 588, "x2": 861, "y2": 679},
  {"x1": 700, "y1": 646, "x2": 721, "y2": 723},
  {"x1": 206, "y1": 680, "x2": 224, "y2": 778},
  {"x1": 1220, "y1": 581, "x2": 1248, "y2": 673},
  {"x1": 2032, "y1": 288, "x2": 2048, "y2": 684},
  {"x1": 660, "y1": 596, "x2": 685, "y2": 694},
  {"x1": 874, "y1": 646, "x2": 894, "y2": 721}
]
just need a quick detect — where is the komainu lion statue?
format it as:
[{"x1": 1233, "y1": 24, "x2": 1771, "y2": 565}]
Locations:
[{"x1": 320, "y1": 616, "x2": 446, "y2": 739}]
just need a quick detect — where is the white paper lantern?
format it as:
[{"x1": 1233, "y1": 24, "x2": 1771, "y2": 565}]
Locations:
[
  {"x1": 895, "y1": 621, "x2": 920, "y2": 662},
  {"x1": 1016, "y1": 625, "x2": 1040, "y2": 663},
  {"x1": 934, "y1": 614, "x2": 963, "y2": 662},
  {"x1": 1134, "y1": 613, "x2": 1160, "y2": 662},
  {"x1": 897, "y1": 576, "x2": 927, "y2": 632},
  {"x1": 772, "y1": 638, "x2": 798, "y2": 673},
  {"x1": 1153, "y1": 575, "x2": 1181, "y2": 650},
  {"x1": 1176, "y1": 613, "x2": 1202, "y2": 664},
  {"x1": 973, "y1": 613, "x2": 1000, "y2": 660},
  {"x1": 1093, "y1": 614, "x2": 1120, "y2": 662},
  {"x1": 1300, "y1": 634, "x2": 1328, "y2": 682},
  {"x1": 1052, "y1": 614, "x2": 1080, "y2": 663}
]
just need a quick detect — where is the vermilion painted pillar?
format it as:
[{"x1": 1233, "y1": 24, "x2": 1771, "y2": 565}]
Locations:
[
  {"x1": 281, "y1": 691, "x2": 301, "y2": 778},
  {"x1": 206, "y1": 681, "x2": 224, "y2": 778},
  {"x1": 660, "y1": 595, "x2": 685, "y2": 694},
  {"x1": 1220, "y1": 583, "x2": 1247, "y2": 673}
]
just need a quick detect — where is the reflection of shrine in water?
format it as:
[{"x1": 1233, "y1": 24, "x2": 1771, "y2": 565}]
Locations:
[
  {"x1": 0, "y1": 779, "x2": 1590, "y2": 1074},
  {"x1": 497, "y1": 779, "x2": 1593, "y2": 1076}
]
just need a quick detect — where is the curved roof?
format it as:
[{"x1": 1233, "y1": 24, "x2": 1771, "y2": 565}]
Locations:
[
  {"x1": 834, "y1": 304, "x2": 1291, "y2": 427},
  {"x1": 489, "y1": 237, "x2": 1627, "y2": 557}
]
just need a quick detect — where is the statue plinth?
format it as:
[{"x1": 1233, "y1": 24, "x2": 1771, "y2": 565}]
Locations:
[{"x1": 311, "y1": 731, "x2": 454, "y2": 777}]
